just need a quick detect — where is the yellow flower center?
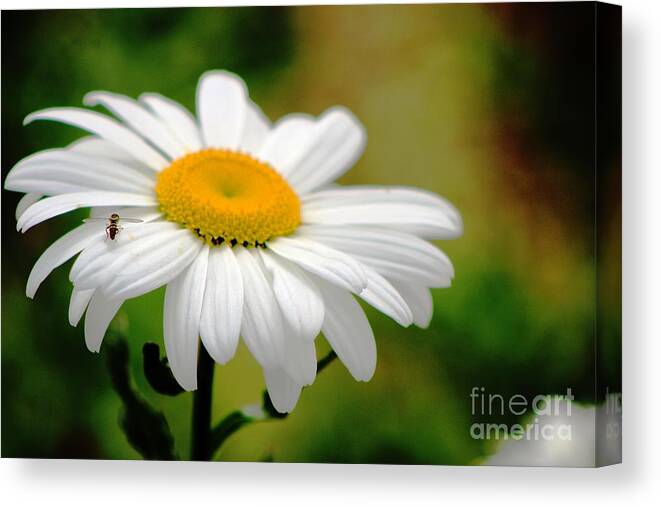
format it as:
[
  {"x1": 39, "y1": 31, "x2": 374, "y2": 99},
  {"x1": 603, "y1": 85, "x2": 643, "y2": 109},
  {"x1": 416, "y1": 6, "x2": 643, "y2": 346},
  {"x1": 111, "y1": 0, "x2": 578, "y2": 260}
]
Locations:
[{"x1": 156, "y1": 149, "x2": 301, "y2": 247}]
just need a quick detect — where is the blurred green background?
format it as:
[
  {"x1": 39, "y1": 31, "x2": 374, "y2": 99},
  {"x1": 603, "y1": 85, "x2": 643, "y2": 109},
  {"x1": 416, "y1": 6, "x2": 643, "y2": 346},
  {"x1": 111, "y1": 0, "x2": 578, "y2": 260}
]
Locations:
[{"x1": 1, "y1": 4, "x2": 621, "y2": 463}]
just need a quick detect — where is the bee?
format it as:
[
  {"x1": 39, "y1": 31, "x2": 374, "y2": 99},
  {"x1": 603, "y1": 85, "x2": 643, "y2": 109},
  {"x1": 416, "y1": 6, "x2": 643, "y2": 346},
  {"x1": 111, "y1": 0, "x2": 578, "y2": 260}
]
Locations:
[{"x1": 83, "y1": 212, "x2": 143, "y2": 241}]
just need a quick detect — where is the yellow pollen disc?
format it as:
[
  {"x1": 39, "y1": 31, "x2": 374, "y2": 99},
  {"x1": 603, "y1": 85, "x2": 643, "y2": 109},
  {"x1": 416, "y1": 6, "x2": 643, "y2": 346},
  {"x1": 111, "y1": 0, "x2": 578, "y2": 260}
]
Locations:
[{"x1": 156, "y1": 148, "x2": 301, "y2": 247}]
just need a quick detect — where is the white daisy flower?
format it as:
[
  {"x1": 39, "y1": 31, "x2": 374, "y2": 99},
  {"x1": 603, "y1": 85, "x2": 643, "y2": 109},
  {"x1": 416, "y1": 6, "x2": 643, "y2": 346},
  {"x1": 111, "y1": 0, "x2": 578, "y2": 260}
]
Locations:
[{"x1": 5, "y1": 70, "x2": 462, "y2": 413}]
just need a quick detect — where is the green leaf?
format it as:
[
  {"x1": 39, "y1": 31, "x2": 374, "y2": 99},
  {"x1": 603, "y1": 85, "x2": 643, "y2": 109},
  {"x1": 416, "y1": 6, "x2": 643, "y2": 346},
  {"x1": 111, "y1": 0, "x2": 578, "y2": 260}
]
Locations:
[{"x1": 106, "y1": 336, "x2": 177, "y2": 460}]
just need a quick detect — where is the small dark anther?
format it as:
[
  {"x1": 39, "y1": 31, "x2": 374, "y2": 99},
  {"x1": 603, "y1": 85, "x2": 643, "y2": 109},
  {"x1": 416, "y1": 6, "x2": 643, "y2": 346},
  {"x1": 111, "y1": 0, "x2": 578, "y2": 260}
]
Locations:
[
  {"x1": 242, "y1": 241, "x2": 249, "y2": 247},
  {"x1": 230, "y1": 239, "x2": 237, "y2": 247}
]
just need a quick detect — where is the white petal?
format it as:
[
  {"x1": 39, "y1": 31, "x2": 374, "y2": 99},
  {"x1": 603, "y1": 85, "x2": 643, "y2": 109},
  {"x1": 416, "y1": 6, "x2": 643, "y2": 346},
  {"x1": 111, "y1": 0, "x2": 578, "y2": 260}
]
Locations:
[
  {"x1": 82, "y1": 206, "x2": 162, "y2": 238},
  {"x1": 26, "y1": 221, "x2": 102, "y2": 298},
  {"x1": 84, "y1": 291, "x2": 123, "y2": 353},
  {"x1": 36, "y1": 149, "x2": 154, "y2": 188},
  {"x1": 251, "y1": 250, "x2": 318, "y2": 386},
  {"x1": 267, "y1": 236, "x2": 367, "y2": 293},
  {"x1": 70, "y1": 221, "x2": 176, "y2": 287},
  {"x1": 359, "y1": 266, "x2": 413, "y2": 327},
  {"x1": 302, "y1": 186, "x2": 463, "y2": 239},
  {"x1": 256, "y1": 114, "x2": 316, "y2": 177},
  {"x1": 16, "y1": 191, "x2": 157, "y2": 232},
  {"x1": 199, "y1": 246, "x2": 243, "y2": 365},
  {"x1": 263, "y1": 368, "x2": 302, "y2": 414},
  {"x1": 8, "y1": 181, "x2": 82, "y2": 196},
  {"x1": 163, "y1": 246, "x2": 209, "y2": 391},
  {"x1": 106, "y1": 205, "x2": 163, "y2": 223},
  {"x1": 97, "y1": 227, "x2": 202, "y2": 300},
  {"x1": 390, "y1": 281, "x2": 433, "y2": 328},
  {"x1": 6, "y1": 150, "x2": 155, "y2": 195},
  {"x1": 68, "y1": 137, "x2": 155, "y2": 181},
  {"x1": 282, "y1": 331, "x2": 317, "y2": 387},
  {"x1": 236, "y1": 247, "x2": 286, "y2": 368},
  {"x1": 68, "y1": 136, "x2": 145, "y2": 166},
  {"x1": 196, "y1": 70, "x2": 248, "y2": 149},
  {"x1": 297, "y1": 224, "x2": 454, "y2": 287},
  {"x1": 286, "y1": 107, "x2": 366, "y2": 194},
  {"x1": 140, "y1": 93, "x2": 203, "y2": 152},
  {"x1": 7, "y1": 173, "x2": 148, "y2": 196},
  {"x1": 24, "y1": 108, "x2": 169, "y2": 170},
  {"x1": 259, "y1": 249, "x2": 324, "y2": 341},
  {"x1": 15, "y1": 193, "x2": 42, "y2": 221},
  {"x1": 69, "y1": 287, "x2": 95, "y2": 327},
  {"x1": 85, "y1": 91, "x2": 186, "y2": 160},
  {"x1": 238, "y1": 101, "x2": 271, "y2": 154},
  {"x1": 315, "y1": 276, "x2": 376, "y2": 382}
]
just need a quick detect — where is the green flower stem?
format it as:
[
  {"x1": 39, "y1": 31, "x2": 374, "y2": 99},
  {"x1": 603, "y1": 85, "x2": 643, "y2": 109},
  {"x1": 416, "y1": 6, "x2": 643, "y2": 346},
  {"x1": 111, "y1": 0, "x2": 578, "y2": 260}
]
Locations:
[
  {"x1": 113, "y1": 335, "x2": 336, "y2": 461},
  {"x1": 191, "y1": 344, "x2": 215, "y2": 461},
  {"x1": 317, "y1": 350, "x2": 338, "y2": 373},
  {"x1": 106, "y1": 335, "x2": 177, "y2": 460},
  {"x1": 209, "y1": 410, "x2": 253, "y2": 454},
  {"x1": 208, "y1": 350, "x2": 338, "y2": 460}
]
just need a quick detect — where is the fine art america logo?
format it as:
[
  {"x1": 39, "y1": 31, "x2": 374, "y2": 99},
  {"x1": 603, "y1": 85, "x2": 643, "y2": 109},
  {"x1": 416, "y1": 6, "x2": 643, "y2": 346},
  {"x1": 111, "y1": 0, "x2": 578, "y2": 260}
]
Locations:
[{"x1": 469, "y1": 387, "x2": 575, "y2": 441}]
